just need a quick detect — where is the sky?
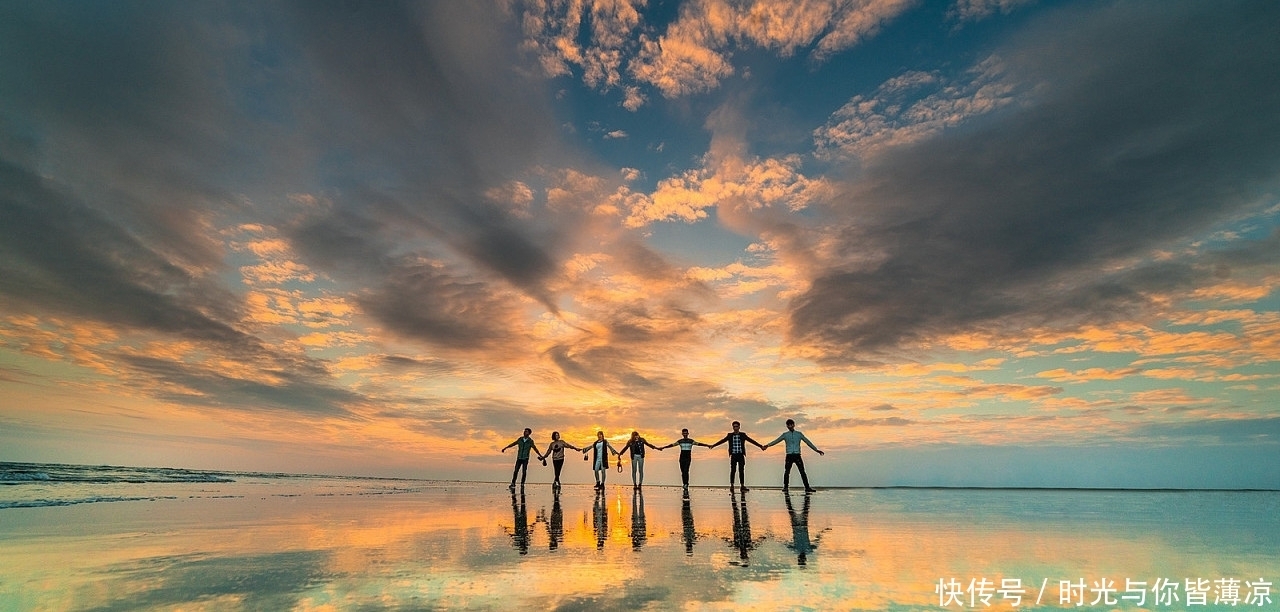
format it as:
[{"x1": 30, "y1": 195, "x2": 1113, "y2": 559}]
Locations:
[{"x1": 2, "y1": 0, "x2": 1278, "y2": 488}]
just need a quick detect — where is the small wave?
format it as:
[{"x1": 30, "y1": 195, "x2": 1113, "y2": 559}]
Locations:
[
  {"x1": 0, "y1": 496, "x2": 179, "y2": 509},
  {"x1": 0, "y1": 472, "x2": 52, "y2": 483},
  {"x1": 1, "y1": 462, "x2": 235, "y2": 485}
]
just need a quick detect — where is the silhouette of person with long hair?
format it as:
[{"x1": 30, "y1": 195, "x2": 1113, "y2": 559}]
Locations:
[
  {"x1": 592, "y1": 488, "x2": 608, "y2": 550},
  {"x1": 623, "y1": 431, "x2": 662, "y2": 490},
  {"x1": 544, "y1": 487, "x2": 565, "y2": 551},
  {"x1": 584, "y1": 431, "x2": 621, "y2": 490},
  {"x1": 540, "y1": 431, "x2": 581, "y2": 489},
  {"x1": 629, "y1": 488, "x2": 648, "y2": 550}
]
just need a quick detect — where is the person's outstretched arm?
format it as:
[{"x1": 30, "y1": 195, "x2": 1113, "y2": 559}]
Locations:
[
  {"x1": 802, "y1": 433, "x2": 824, "y2": 455},
  {"x1": 708, "y1": 434, "x2": 729, "y2": 449},
  {"x1": 563, "y1": 442, "x2": 582, "y2": 452},
  {"x1": 745, "y1": 434, "x2": 765, "y2": 450},
  {"x1": 501, "y1": 439, "x2": 517, "y2": 452},
  {"x1": 645, "y1": 439, "x2": 662, "y2": 451},
  {"x1": 763, "y1": 433, "x2": 786, "y2": 450}
]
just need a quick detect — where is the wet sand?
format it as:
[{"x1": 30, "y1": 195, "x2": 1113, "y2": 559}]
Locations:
[{"x1": 2, "y1": 478, "x2": 1277, "y2": 610}]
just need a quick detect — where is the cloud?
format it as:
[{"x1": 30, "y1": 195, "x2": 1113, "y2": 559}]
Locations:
[
  {"x1": 0, "y1": 160, "x2": 248, "y2": 347},
  {"x1": 624, "y1": 144, "x2": 831, "y2": 227},
  {"x1": 789, "y1": 1, "x2": 1280, "y2": 363},
  {"x1": 814, "y1": 59, "x2": 1021, "y2": 159},
  {"x1": 119, "y1": 353, "x2": 362, "y2": 416},
  {"x1": 949, "y1": 0, "x2": 1034, "y2": 23},
  {"x1": 356, "y1": 256, "x2": 530, "y2": 352},
  {"x1": 518, "y1": 0, "x2": 915, "y2": 104}
]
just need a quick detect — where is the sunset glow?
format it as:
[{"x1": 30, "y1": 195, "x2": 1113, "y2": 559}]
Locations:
[{"x1": 1, "y1": 0, "x2": 1278, "y2": 487}]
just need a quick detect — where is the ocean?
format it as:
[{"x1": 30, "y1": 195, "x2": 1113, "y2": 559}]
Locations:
[{"x1": 2, "y1": 462, "x2": 1277, "y2": 610}]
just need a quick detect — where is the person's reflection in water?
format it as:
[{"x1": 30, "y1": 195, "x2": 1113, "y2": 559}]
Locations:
[
  {"x1": 727, "y1": 489, "x2": 763, "y2": 566},
  {"x1": 785, "y1": 491, "x2": 824, "y2": 565},
  {"x1": 681, "y1": 489, "x2": 698, "y2": 555},
  {"x1": 508, "y1": 491, "x2": 531, "y2": 555},
  {"x1": 629, "y1": 488, "x2": 648, "y2": 550},
  {"x1": 545, "y1": 487, "x2": 564, "y2": 551},
  {"x1": 592, "y1": 488, "x2": 608, "y2": 550}
]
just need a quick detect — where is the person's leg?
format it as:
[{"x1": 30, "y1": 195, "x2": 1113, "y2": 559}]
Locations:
[
  {"x1": 519, "y1": 459, "x2": 529, "y2": 486},
  {"x1": 553, "y1": 459, "x2": 564, "y2": 485},
  {"x1": 680, "y1": 453, "x2": 691, "y2": 487},
  {"x1": 631, "y1": 456, "x2": 640, "y2": 486},
  {"x1": 795, "y1": 456, "x2": 812, "y2": 490},
  {"x1": 637, "y1": 456, "x2": 645, "y2": 486},
  {"x1": 783, "y1": 454, "x2": 796, "y2": 489},
  {"x1": 735, "y1": 456, "x2": 747, "y2": 491},
  {"x1": 510, "y1": 460, "x2": 522, "y2": 487},
  {"x1": 731, "y1": 455, "x2": 745, "y2": 489}
]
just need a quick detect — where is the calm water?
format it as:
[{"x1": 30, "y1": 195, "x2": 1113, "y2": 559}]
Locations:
[{"x1": 2, "y1": 462, "x2": 1278, "y2": 610}]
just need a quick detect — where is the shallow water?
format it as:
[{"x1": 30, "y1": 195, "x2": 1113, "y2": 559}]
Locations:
[{"x1": 2, "y1": 465, "x2": 1278, "y2": 610}]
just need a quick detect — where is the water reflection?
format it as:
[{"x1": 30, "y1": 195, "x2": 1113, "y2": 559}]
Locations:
[
  {"x1": 785, "y1": 491, "x2": 828, "y2": 566},
  {"x1": 3, "y1": 482, "x2": 1278, "y2": 610},
  {"x1": 506, "y1": 491, "x2": 531, "y2": 555},
  {"x1": 681, "y1": 490, "x2": 698, "y2": 555},
  {"x1": 726, "y1": 490, "x2": 764, "y2": 566},
  {"x1": 592, "y1": 488, "x2": 608, "y2": 550},
  {"x1": 629, "y1": 489, "x2": 647, "y2": 550},
  {"x1": 540, "y1": 488, "x2": 565, "y2": 551}
]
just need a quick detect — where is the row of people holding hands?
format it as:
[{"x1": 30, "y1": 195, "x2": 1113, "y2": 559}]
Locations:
[{"x1": 503, "y1": 419, "x2": 824, "y2": 493}]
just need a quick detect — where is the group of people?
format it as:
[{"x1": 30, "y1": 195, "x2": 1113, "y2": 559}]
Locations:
[{"x1": 501, "y1": 419, "x2": 824, "y2": 493}]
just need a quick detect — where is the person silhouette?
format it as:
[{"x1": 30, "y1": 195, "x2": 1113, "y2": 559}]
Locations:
[
  {"x1": 584, "y1": 431, "x2": 622, "y2": 490},
  {"x1": 623, "y1": 431, "x2": 662, "y2": 489},
  {"x1": 545, "y1": 487, "x2": 565, "y2": 551},
  {"x1": 592, "y1": 488, "x2": 608, "y2": 550},
  {"x1": 501, "y1": 428, "x2": 542, "y2": 490},
  {"x1": 763, "y1": 419, "x2": 825, "y2": 492},
  {"x1": 629, "y1": 488, "x2": 648, "y2": 550},
  {"x1": 709, "y1": 421, "x2": 765, "y2": 492},
  {"x1": 507, "y1": 491, "x2": 531, "y2": 555},
  {"x1": 660, "y1": 428, "x2": 711, "y2": 490},
  {"x1": 785, "y1": 491, "x2": 821, "y2": 565},
  {"x1": 681, "y1": 491, "x2": 698, "y2": 555},
  {"x1": 539, "y1": 431, "x2": 582, "y2": 489},
  {"x1": 727, "y1": 489, "x2": 763, "y2": 565}
]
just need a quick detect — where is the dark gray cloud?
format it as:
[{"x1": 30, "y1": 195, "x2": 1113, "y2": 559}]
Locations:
[
  {"x1": 0, "y1": 157, "x2": 359, "y2": 416},
  {"x1": 790, "y1": 0, "x2": 1280, "y2": 362},
  {"x1": 357, "y1": 257, "x2": 527, "y2": 351},
  {"x1": 279, "y1": 1, "x2": 574, "y2": 324},
  {"x1": 1, "y1": 2, "x2": 573, "y2": 359},
  {"x1": 0, "y1": 160, "x2": 247, "y2": 345},
  {"x1": 0, "y1": 2, "x2": 272, "y2": 271},
  {"x1": 119, "y1": 354, "x2": 362, "y2": 416}
]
